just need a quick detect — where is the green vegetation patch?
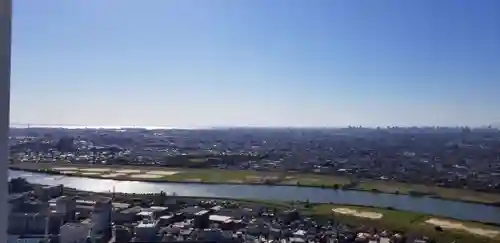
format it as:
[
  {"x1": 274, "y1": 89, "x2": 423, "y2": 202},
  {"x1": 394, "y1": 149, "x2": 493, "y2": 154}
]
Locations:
[
  {"x1": 10, "y1": 162, "x2": 500, "y2": 206},
  {"x1": 280, "y1": 174, "x2": 351, "y2": 187},
  {"x1": 307, "y1": 204, "x2": 500, "y2": 243},
  {"x1": 159, "y1": 169, "x2": 261, "y2": 183},
  {"x1": 356, "y1": 180, "x2": 500, "y2": 204},
  {"x1": 309, "y1": 204, "x2": 423, "y2": 230}
]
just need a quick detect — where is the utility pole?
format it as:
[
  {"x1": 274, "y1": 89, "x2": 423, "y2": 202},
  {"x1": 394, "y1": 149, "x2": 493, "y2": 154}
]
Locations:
[{"x1": 0, "y1": 1, "x2": 11, "y2": 243}]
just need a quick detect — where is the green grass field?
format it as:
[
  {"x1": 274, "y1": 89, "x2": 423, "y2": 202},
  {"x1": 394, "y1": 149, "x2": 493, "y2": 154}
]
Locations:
[
  {"x1": 60, "y1": 185, "x2": 499, "y2": 243},
  {"x1": 355, "y1": 180, "x2": 500, "y2": 204},
  {"x1": 278, "y1": 173, "x2": 350, "y2": 187},
  {"x1": 9, "y1": 162, "x2": 500, "y2": 205},
  {"x1": 13, "y1": 163, "x2": 351, "y2": 185},
  {"x1": 308, "y1": 204, "x2": 500, "y2": 243},
  {"x1": 65, "y1": 185, "x2": 500, "y2": 243}
]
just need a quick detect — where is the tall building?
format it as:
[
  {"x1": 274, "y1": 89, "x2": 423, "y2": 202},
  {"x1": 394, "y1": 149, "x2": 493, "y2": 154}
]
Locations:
[
  {"x1": 55, "y1": 196, "x2": 77, "y2": 222},
  {"x1": 90, "y1": 197, "x2": 112, "y2": 242}
]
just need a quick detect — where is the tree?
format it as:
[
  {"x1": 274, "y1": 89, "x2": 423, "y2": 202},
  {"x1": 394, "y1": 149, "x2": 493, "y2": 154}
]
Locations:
[
  {"x1": 304, "y1": 200, "x2": 312, "y2": 208},
  {"x1": 153, "y1": 191, "x2": 167, "y2": 205}
]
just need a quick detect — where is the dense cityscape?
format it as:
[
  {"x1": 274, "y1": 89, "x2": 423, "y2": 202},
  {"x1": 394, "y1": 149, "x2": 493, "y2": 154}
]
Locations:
[
  {"x1": 5, "y1": 127, "x2": 500, "y2": 243},
  {"x1": 7, "y1": 0, "x2": 500, "y2": 242},
  {"x1": 8, "y1": 127, "x2": 500, "y2": 193},
  {"x1": 9, "y1": 178, "x2": 430, "y2": 243}
]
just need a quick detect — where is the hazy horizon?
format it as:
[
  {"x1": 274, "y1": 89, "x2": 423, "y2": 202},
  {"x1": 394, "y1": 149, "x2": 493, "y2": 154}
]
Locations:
[
  {"x1": 9, "y1": 123, "x2": 500, "y2": 130},
  {"x1": 11, "y1": 0, "x2": 500, "y2": 128}
]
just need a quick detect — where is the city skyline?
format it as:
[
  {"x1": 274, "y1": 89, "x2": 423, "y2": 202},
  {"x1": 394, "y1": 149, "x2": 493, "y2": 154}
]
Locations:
[
  {"x1": 10, "y1": 0, "x2": 500, "y2": 128},
  {"x1": 8, "y1": 123, "x2": 500, "y2": 130}
]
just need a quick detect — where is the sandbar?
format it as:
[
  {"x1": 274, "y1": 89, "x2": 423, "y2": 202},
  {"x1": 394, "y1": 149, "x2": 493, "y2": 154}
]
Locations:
[
  {"x1": 100, "y1": 173, "x2": 127, "y2": 178},
  {"x1": 129, "y1": 174, "x2": 163, "y2": 179},
  {"x1": 115, "y1": 169, "x2": 142, "y2": 174},
  {"x1": 332, "y1": 208, "x2": 383, "y2": 219},
  {"x1": 53, "y1": 167, "x2": 79, "y2": 171},
  {"x1": 425, "y1": 218, "x2": 499, "y2": 238},
  {"x1": 145, "y1": 171, "x2": 180, "y2": 176},
  {"x1": 79, "y1": 168, "x2": 111, "y2": 172}
]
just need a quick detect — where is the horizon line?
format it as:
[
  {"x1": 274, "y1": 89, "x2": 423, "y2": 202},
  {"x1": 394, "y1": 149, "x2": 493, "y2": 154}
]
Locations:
[{"x1": 8, "y1": 123, "x2": 499, "y2": 130}]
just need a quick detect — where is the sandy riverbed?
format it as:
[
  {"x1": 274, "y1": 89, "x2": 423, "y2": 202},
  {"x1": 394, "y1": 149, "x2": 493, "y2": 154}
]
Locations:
[
  {"x1": 145, "y1": 171, "x2": 180, "y2": 176},
  {"x1": 425, "y1": 218, "x2": 499, "y2": 238},
  {"x1": 129, "y1": 174, "x2": 163, "y2": 179},
  {"x1": 100, "y1": 173, "x2": 127, "y2": 178},
  {"x1": 332, "y1": 208, "x2": 383, "y2": 219},
  {"x1": 53, "y1": 167, "x2": 79, "y2": 171},
  {"x1": 115, "y1": 169, "x2": 142, "y2": 173},
  {"x1": 79, "y1": 168, "x2": 111, "y2": 172},
  {"x1": 59, "y1": 171, "x2": 78, "y2": 175},
  {"x1": 80, "y1": 172, "x2": 102, "y2": 176}
]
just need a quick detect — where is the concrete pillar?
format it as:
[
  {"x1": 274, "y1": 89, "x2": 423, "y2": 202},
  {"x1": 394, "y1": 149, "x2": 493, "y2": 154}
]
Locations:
[{"x1": 0, "y1": 0, "x2": 11, "y2": 242}]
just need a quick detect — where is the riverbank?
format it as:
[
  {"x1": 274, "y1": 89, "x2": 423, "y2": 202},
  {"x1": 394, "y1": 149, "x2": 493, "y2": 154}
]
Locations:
[
  {"x1": 309, "y1": 204, "x2": 500, "y2": 243},
  {"x1": 62, "y1": 187, "x2": 500, "y2": 243},
  {"x1": 9, "y1": 162, "x2": 500, "y2": 207}
]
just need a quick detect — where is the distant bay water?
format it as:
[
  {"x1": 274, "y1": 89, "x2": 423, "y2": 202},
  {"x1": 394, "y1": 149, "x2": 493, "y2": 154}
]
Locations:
[{"x1": 9, "y1": 124, "x2": 199, "y2": 130}]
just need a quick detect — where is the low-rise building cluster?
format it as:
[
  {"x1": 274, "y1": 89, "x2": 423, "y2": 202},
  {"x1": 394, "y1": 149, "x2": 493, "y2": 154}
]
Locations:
[
  {"x1": 8, "y1": 178, "x2": 433, "y2": 243},
  {"x1": 8, "y1": 127, "x2": 500, "y2": 193}
]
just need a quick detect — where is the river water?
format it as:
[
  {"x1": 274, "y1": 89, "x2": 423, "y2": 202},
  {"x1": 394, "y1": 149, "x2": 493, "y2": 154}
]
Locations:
[{"x1": 9, "y1": 170, "x2": 500, "y2": 224}]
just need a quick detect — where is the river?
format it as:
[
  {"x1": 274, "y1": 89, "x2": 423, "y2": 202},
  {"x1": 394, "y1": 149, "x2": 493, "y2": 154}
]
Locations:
[{"x1": 9, "y1": 170, "x2": 500, "y2": 225}]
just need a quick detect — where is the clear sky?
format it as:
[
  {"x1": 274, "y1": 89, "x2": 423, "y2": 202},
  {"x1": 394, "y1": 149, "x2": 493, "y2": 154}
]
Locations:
[{"x1": 10, "y1": 0, "x2": 500, "y2": 128}]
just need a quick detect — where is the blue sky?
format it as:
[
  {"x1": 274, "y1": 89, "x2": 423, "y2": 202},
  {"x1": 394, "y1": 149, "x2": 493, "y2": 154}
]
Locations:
[{"x1": 10, "y1": 0, "x2": 500, "y2": 128}]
